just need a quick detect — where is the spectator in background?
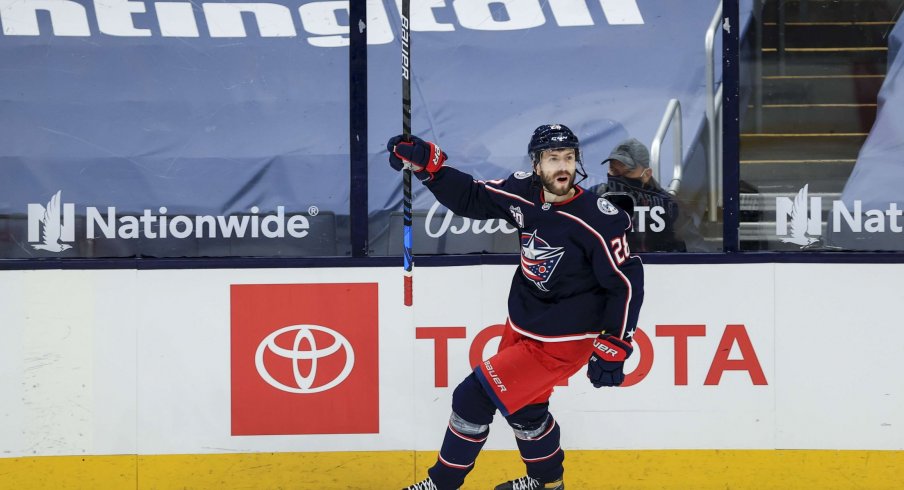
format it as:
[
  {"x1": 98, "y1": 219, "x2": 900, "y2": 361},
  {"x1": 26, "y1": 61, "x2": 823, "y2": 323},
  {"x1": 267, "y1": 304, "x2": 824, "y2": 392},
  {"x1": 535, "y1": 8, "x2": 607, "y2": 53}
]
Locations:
[{"x1": 595, "y1": 138, "x2": 687, "y2": 252}]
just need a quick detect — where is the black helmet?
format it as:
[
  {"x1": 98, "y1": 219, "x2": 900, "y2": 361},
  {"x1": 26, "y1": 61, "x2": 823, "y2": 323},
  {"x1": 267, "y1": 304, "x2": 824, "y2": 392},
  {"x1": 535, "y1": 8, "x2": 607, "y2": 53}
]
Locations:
[
  {"x1": 527, "y1": 123, "x2": 587, "y2": 186},
  {"x1": 528, "y1": 124, "x2": 582, "y2": 165}
]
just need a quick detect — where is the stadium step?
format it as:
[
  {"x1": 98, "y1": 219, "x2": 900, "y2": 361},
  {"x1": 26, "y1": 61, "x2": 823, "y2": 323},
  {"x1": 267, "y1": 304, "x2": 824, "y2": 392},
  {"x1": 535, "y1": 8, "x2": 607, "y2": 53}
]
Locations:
[
  {"x1": 761, "y1": 49, "x2": 888, "y2": 77},
  {"x1": 739, "y1": 160, "x2": 854, "y2": 193},
  {"x1": 742, "y1": 103, "x2": 877, "y2": 133},
  {"x1": 762, "y1": 21, "x2": 897, "y2": 49},
  {"x1": 757, "y1": 74, "x2": 884, "y2": 105},
  {"x1": 741, "y1": 133, "x2": 867, "y2": 161},
  {"x1": 761, "y1": 0, "x2": 904, "y2": 24}
]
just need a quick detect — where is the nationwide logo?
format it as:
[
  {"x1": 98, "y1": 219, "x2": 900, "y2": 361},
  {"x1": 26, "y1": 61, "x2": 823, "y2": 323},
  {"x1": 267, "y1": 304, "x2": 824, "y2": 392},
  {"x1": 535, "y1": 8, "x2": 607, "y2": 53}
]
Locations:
[
  {"x1": 0, "y1": 0, "x2": 645, "y2": 41},
  {"x1": 776, "y1": 184, "x2": 820, "y2": 246},
  {"x1": 776, "y1": 184, "x2": 904, "y2": 247},
  {"x1": 29, "y1": 190, "x2": 75, "y2": 252},
  {"x1": 27, "y1": 190, "x2": 318, "y2": 253}
]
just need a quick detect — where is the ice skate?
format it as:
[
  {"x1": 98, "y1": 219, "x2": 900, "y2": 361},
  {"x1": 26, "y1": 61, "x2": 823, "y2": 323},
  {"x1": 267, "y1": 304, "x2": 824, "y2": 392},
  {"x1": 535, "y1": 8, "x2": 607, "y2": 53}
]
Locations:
[
  {"x1": 494, "y1": 475, "x2": 564, "y2": 490},
  {"x1": 402, "y1": 476, "x2": 459, "y2": 490}
]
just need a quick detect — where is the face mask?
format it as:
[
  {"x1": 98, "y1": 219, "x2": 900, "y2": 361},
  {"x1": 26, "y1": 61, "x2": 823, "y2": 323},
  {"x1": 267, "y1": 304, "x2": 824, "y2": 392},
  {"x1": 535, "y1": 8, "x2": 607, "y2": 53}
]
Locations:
[{"x1": 606, "y1": 174, "x2": 646, "y2": 191}]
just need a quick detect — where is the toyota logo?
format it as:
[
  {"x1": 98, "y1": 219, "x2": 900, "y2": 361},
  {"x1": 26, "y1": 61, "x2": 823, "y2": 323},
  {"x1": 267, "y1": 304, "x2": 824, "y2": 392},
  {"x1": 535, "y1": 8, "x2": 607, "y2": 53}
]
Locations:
[{"x1": 255, "y1": 324, "x2": 355, "y2": 394}]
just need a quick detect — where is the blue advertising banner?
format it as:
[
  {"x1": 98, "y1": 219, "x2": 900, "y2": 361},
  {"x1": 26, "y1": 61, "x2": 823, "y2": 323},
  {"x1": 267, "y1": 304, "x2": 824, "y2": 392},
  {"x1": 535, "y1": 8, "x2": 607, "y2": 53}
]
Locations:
[
  {"x1": 366, "y1": 0, "x2": 738, "y2": 254},
  {"x1": 1, "y1": 0, "x2": 352, "y2": 257},
  {"x1": 0, "y1": 0, "x2": 734, "y2": 258}
]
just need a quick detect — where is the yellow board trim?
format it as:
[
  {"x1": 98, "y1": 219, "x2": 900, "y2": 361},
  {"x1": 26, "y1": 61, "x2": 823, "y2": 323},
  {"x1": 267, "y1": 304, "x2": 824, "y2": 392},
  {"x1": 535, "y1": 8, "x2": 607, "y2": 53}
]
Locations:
[{"x1": 2, "y1": 450, "x2": 904, "y2": 489}]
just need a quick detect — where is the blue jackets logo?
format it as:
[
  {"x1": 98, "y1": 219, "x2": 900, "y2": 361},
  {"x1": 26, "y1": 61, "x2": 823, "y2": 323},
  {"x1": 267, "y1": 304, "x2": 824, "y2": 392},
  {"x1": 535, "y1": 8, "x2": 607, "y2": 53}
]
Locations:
[
  {"x1": 519, "y1": 230, "x2": 564, "y2": 292},
  {"x1": 597, "y1": 197, "x2": 619, "y2": 215}
]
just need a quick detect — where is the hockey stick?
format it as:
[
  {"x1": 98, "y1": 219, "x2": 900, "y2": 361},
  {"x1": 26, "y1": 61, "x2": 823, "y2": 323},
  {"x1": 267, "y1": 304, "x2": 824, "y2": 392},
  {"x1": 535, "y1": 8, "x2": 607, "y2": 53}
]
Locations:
[{"x1": 401, "y1": 0, "x2": 413, "y2": 306}]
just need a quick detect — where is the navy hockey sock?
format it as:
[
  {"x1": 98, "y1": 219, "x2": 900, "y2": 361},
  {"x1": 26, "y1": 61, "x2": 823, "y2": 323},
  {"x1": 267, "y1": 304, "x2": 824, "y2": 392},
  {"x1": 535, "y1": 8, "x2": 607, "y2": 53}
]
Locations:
[
  {"x1": 516, "y1": 417, "x2": 563, "y2": 482},
  {"x1": 425, "y1": 372, "x2": 497, "y2": 489},
  {"x1": 508, "y1": 408, "x2": 564, "y2": 483},
  {"x1": 427, "y1": 411, "x2": 490, "y2": 489}
]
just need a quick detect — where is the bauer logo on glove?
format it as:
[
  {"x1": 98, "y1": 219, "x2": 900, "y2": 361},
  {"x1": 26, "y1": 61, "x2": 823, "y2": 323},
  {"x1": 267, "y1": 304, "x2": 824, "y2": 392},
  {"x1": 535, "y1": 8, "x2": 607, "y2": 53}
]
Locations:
[
  {"x1": 386, "y1": 134, "x2": 447, "y2": 181},
  {"x1": 587, "y1": 334, "x2": 633, "y2": 388},
  {"x1": 592, "y1": 337, "x2": 629, "y2": 360}
]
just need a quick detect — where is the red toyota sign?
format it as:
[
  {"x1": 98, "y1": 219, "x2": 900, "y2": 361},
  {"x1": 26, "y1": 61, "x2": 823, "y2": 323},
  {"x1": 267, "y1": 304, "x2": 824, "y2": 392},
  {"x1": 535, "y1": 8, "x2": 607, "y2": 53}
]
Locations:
[{"x1": 230, "y1": 283, "x2": 379, "y2": 435}]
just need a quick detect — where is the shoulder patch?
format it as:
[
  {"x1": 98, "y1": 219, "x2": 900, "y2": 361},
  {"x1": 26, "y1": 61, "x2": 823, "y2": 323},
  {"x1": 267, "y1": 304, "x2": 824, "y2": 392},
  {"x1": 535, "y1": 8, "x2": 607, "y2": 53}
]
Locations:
[
  {"x1": 514, "y1": 171, "x2": 533, "y2": 180},
  {"x1": 597, "y1": 197, "x2": 619, "y2": 215}
]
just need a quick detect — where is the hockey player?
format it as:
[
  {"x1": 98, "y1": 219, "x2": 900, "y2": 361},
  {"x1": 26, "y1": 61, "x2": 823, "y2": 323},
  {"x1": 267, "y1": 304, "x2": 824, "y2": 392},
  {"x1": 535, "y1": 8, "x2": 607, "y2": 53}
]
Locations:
[{"x1": 388, "y1": 124, "x2": 644, "y2": 490}]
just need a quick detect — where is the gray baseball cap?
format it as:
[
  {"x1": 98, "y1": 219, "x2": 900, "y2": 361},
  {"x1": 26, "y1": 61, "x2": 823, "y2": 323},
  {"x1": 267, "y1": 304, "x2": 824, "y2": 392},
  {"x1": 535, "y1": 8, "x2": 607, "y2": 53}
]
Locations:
[{"x1": 602, "y1": 137, "x2": 650, "y2": 169}]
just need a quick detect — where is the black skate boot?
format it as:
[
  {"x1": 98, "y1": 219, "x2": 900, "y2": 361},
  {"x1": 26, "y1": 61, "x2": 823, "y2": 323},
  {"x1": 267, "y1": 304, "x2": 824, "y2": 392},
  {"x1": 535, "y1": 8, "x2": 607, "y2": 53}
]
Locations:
[{"x1": 494, "y1": 475, "x2": 564, "y2": 490}]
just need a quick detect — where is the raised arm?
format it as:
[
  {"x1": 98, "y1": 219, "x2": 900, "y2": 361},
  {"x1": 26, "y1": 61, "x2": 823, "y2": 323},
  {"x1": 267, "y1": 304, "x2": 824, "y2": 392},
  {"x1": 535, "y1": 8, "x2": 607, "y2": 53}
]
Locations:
[{"x1": 387, "y1": 134, "x2": 521, "y2": 223}]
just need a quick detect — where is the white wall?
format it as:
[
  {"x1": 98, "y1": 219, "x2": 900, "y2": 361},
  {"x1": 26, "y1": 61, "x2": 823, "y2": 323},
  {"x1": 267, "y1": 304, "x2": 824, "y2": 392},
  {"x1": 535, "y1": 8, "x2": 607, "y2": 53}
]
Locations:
[{"x1": 0, "y1": 263, "x2": 901, "y2": 457}]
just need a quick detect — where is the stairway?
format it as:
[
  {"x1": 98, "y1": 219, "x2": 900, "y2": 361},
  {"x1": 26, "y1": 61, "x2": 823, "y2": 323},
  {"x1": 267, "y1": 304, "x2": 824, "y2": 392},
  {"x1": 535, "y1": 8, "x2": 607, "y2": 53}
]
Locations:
[{"x1": 738, "y1": 0, "x2": 903, "y2": 250}]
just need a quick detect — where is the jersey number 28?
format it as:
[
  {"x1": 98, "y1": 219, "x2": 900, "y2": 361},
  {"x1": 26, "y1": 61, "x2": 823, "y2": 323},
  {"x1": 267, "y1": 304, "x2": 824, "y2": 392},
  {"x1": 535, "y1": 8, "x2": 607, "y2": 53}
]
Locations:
[{"x1": 610, "y1": 235, "x2": 630, "y2": 265}]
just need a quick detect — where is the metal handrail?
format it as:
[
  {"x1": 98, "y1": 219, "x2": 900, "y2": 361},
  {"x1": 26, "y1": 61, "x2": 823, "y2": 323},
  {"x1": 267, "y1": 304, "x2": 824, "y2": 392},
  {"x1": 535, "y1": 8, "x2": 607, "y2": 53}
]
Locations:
[
  {"x1": 715, "y1": 83, "x2": 723, "y2": 205},
  {"x1": 754, "y1": 0, "x2": 764, "y2": 132},
  {"x1": 650, "y1": 98, "x2": 683, "y2": 196},
  {"x1": 705, "y1": 2, "x2": 722, "y2": 222}
]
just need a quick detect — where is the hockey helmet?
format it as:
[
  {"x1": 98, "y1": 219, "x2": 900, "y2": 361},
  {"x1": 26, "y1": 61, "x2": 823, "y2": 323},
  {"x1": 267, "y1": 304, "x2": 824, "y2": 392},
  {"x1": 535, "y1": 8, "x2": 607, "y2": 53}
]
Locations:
[
  {"x1": 528, "y1": 124, "x2": 582, "y2": 165},
  {"x1": 527, "y1": 123, "x2": 587, "y2": 185}
]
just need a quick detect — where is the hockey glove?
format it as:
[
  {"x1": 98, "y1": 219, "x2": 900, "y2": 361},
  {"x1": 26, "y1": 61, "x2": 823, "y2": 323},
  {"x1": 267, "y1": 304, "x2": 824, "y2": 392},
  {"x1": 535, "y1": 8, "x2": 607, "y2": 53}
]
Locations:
[
  {"x1": 387, "y1": 135, "x2": 447, "y2": 181},
  {"x1": 587, "y1": 334, "x2": 633, "y2": 388}
]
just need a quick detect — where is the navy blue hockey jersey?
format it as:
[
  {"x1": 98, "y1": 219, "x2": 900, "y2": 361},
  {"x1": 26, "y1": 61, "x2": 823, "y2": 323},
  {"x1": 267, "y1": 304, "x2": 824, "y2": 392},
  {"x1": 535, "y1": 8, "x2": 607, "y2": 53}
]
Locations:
[{"x1": 425, "y1": 166, "x2": 645, "y2": 343}]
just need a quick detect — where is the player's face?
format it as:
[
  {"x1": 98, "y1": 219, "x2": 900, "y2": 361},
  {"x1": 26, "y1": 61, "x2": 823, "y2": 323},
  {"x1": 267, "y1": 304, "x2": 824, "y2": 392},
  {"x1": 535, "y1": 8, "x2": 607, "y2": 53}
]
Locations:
[{"x1": 536, "y1": 148, "x2": 577, "y2": 196}]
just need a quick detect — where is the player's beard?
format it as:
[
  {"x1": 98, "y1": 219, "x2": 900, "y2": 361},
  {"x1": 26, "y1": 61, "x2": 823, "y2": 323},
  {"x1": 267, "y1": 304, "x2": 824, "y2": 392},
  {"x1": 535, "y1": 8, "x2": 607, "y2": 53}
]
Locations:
[{"x1": 539, "y1": 168, "x2": 576, "y2": 197}]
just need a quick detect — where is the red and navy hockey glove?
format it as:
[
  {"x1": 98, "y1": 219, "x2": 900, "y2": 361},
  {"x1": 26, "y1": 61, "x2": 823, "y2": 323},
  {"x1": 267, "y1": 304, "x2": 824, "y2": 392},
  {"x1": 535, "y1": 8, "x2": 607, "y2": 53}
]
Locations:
[
  {"x1": 387, "y1": 135, "x2": 447, "y2": 181},
  {"x1": 587, "y1": 334, "x2": 633, "y2": 388}
]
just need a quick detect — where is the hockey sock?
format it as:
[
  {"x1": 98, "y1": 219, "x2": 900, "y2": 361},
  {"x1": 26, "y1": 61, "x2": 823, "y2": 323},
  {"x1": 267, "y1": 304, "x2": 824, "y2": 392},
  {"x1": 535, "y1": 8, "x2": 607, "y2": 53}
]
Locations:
[
  {"x1": 512, "y1": 414, "x2": 564, "y2": 483},
  {"x1": 427, "y1": 411, "x2": 489, "y2": 489},
  {"x1": 426, "y1": 372, "x2": 497, "y2": 489}
]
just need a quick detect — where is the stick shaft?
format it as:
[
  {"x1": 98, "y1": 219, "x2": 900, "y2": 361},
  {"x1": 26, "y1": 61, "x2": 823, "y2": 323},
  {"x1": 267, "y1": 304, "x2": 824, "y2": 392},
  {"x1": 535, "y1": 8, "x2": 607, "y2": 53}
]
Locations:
[{"x1": 401, "y1": 0, "x2": 413, "y2": 306}]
